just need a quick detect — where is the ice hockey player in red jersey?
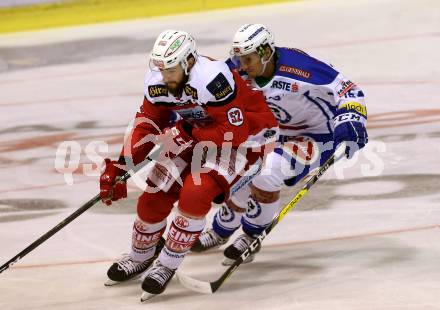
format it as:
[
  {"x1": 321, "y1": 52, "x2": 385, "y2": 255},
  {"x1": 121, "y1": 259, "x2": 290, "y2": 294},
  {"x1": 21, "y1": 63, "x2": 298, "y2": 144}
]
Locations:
[{"x1": 99, "y1": 29, "x2": 278, "y2": 301}]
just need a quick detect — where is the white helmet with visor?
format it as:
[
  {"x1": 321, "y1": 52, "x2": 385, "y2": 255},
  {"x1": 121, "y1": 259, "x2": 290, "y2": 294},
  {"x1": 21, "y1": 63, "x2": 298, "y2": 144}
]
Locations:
[
  {"x1": 231, "y1": 24, "x2": 275, "y2": 58},
  {"x1": 150, "y1": 30, "x2": 198, "y2": 74}
]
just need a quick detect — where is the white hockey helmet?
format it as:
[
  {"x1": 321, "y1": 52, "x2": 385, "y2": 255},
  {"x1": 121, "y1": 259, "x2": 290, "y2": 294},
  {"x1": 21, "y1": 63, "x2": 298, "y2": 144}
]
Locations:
[
  {"x1": 231, "y1": 24, "x2": 275, "y2": 57},
  {"x1": 149, "y1": 29, "x2": 198, "y2": 74}
]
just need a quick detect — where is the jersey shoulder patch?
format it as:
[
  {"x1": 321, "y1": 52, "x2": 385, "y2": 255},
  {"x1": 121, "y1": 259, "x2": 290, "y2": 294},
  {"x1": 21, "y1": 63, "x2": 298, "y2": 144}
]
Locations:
[
  {"x1": 183, "y1": 84, "x2": 198, "y2": 100},
  {"x1": 144, "y1": 71, "x2": 168, "y2": 103},
  {"x1": 148, "y1": 84, "x2": 168, "y2": 98},
  {"x1": 275, "y1": 47, "x2": 339, "y2": 85},
  {"x1": 206, "y1": 72, "x2": 234, "y2": 101}
]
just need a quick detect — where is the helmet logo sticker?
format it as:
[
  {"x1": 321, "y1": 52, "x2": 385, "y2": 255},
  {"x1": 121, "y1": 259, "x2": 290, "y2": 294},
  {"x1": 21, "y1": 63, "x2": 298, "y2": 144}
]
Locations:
[
  {"x1": 165, "y1": 35, "x2": 185, "y2": 57},
  {"x1": 152, "y1": 59, "x2": 165, "y2": 69}
]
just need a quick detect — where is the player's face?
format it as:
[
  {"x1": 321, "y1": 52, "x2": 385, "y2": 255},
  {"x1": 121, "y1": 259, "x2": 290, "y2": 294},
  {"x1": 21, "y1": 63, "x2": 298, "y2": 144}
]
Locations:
[
  {"x1": 238, "y1": 52, "x2": 263, "y2": 79},
  {"x1": 160, "y1": 65, "x2": 186, "y2": 95}
]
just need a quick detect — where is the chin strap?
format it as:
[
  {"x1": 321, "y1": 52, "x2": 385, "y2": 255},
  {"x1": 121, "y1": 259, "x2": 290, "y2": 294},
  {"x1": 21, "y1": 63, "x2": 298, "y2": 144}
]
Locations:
[
  {"x1": 182, "y1": 59, "x2": 190, "y2": 75},
  {"x1": 182, "y1": 53, "x2": 198, "y2": 75},
  {"x1": 258, "y1": 48, "x2": 275, "y2": 76}
]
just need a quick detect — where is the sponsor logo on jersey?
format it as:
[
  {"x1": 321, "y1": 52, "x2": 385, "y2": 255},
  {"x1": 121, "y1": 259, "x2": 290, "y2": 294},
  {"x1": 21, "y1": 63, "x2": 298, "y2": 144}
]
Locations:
[
  {"x1": 175, "y1": 106, "x2": 209, "y2": 122},
  {"x1": 148, "y1": 85, "x2": 168, "y2": 97},
  {"x1": 207, "y1": 73, "x2": 233, "y2": 100},
  {"x1": 271, "y1": 80, "x2": 299, "y2": 92},
  {"x1": 168, "y1": 225, "x2": 199, "y2": 251},
  {"x1": 291, "y1": 83, "x2": 299, "y2": 92},
  {"x1": 337, "y1": 80, "x2": 355, "y2": 98},
  {"x1": 279, "y1": 65, "x2": 311, "y2": 79},
  {"x1": 340, "y1": 101, "x2": 367, "y2": 117},
  {"x1": 133, "y1": 231, "x2": 163, "y2": 249},
  {"x1": 183, "y1": 85, "x2": 198, "y2": 100}
]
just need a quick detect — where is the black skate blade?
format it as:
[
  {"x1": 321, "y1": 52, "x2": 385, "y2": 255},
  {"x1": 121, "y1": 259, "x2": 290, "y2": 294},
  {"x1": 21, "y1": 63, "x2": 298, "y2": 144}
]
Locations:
[{"x1": 104, "y1": 274, "x2": 141, "y2": 287}]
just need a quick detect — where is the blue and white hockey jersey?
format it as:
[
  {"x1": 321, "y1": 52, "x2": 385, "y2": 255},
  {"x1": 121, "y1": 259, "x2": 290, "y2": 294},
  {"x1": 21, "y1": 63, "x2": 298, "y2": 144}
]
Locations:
[{"x1": 228, "y1": 47, "x2": 367, "y2": 137}]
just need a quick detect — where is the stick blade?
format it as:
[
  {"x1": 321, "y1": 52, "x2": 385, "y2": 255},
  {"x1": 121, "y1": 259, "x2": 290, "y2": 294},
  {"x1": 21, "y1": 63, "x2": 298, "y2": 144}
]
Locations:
[{"x1": 176, "y1": 271, "x2": 214, "y2": 294}]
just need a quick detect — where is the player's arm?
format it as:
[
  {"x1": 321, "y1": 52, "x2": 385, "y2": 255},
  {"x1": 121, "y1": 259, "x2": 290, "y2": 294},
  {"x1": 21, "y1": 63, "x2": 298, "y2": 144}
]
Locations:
[
  {"x1": 100, "y1": 97, "x2": 171, "y2": 205},
  {"x1": 119, "y1": 97, "x2": 171, "y2": 166}
]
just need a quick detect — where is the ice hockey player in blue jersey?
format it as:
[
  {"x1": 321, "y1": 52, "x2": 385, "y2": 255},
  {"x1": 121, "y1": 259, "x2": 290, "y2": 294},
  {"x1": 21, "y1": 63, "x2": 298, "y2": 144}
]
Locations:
[{"x1": 191, "y1": 24, "x2": 368, "y2": 265}]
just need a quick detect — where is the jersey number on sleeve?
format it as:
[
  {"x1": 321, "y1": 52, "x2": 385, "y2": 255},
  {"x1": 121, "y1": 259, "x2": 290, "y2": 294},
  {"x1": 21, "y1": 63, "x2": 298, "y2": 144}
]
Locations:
[{"x1": 227, "y1": 107, "x2": 244, "y2": 126}]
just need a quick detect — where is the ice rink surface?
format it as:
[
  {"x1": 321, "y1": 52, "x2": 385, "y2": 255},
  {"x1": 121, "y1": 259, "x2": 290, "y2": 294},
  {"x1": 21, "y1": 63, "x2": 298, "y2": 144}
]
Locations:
[{"x1": 0, "y1": 0, "x2": 439, "y2": 309}]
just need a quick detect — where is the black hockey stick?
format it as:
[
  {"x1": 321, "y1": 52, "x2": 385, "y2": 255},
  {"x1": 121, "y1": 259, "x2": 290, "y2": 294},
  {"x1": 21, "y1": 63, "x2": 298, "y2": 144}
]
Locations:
[
  {"x1": 0, "y1": 147, "x2": 161, "y2": 274},
  {"x1": 176, "y1": 146, "x2": 346, "y2": 294}
]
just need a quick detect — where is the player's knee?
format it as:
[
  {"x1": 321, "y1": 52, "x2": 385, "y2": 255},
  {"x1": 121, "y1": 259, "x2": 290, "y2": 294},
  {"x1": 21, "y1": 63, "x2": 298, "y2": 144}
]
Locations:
[
  {"x1": 179, "y1": 174, "x2": 223, "y2": 218},
  {"x1": 137, "y1": 191, "x2": 174, "y2": 223},
  {"x1": 226, "y1": 199, "x2": 246, "y2": 213},
  {"x1": 250, "y1": 184, "x2": 280, "y2": 203},
  {"x1": 137, "y1": 203, "x2": 172, "y2": 223}
]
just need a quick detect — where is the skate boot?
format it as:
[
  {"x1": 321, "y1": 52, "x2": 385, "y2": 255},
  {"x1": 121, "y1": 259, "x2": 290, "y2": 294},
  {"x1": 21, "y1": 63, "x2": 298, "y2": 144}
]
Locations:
[
  {"x1": 222, "y1": 233, "x2": 261, "y2": 266},
  {"x1": 140, "y1": 260, "x2": 176, "y2": 302},
  {"x1": 191, "y1": 228, "x2": 229, "y2": 252},
  {"x1": 105, "y1": 237, "x2": 165, "y2": 286}
]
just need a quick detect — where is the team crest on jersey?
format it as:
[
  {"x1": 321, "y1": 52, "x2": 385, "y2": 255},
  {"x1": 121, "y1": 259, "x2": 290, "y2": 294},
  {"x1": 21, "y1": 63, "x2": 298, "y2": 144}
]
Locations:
[
  {"x1": 267, "y1": 102, "x2": 292, "y2": 124},
  {"x1": 246, "y1": 199, "x2": 262, "y2": 219},
  {"x1": 148, "y1": 85, "x2": 168, "y2": 97},
  {"x1": 282, "y1": 136, "x2": 319, "y2": 165},
  {"x1": 218, "y1": 204, "x2": 235, "y2": 223},
  {"x1": 337, "y1": 79, "x2": 356, "y2": 98},
  {"x1": 207, "y1": 73, "x2": 233, "y2": 100},
  {"x1": 183, "y1": 85, "x2": 198, "y2": 100}
]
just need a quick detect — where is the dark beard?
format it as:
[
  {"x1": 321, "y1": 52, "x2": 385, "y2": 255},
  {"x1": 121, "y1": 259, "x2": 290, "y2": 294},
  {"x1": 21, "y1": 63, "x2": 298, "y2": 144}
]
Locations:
[{"x1": 166, "y1": 74, "x2": 189, "y2": 98}]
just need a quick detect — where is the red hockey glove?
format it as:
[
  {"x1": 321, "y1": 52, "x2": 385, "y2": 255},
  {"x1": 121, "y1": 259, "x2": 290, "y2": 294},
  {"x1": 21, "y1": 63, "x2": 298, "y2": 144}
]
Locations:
[
  {"x1": 158, "y1": 120, "x2": 194, "y2": 159},
  {"x1": 100, "y1": 158, "x2": 127, "y2": 206}
]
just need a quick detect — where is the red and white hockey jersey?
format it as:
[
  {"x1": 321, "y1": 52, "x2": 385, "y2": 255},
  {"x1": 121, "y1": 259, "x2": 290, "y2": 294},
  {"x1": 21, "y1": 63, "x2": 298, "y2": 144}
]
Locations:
[{"x1": 121, "y1": 56, "x2": 278, "y2": 165}]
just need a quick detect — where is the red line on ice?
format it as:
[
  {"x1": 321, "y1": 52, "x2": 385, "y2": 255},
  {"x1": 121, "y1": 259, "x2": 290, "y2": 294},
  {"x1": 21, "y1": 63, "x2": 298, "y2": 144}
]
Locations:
[{"x1": 10, "y1": 224, "x2": 439, "y2": 270}]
